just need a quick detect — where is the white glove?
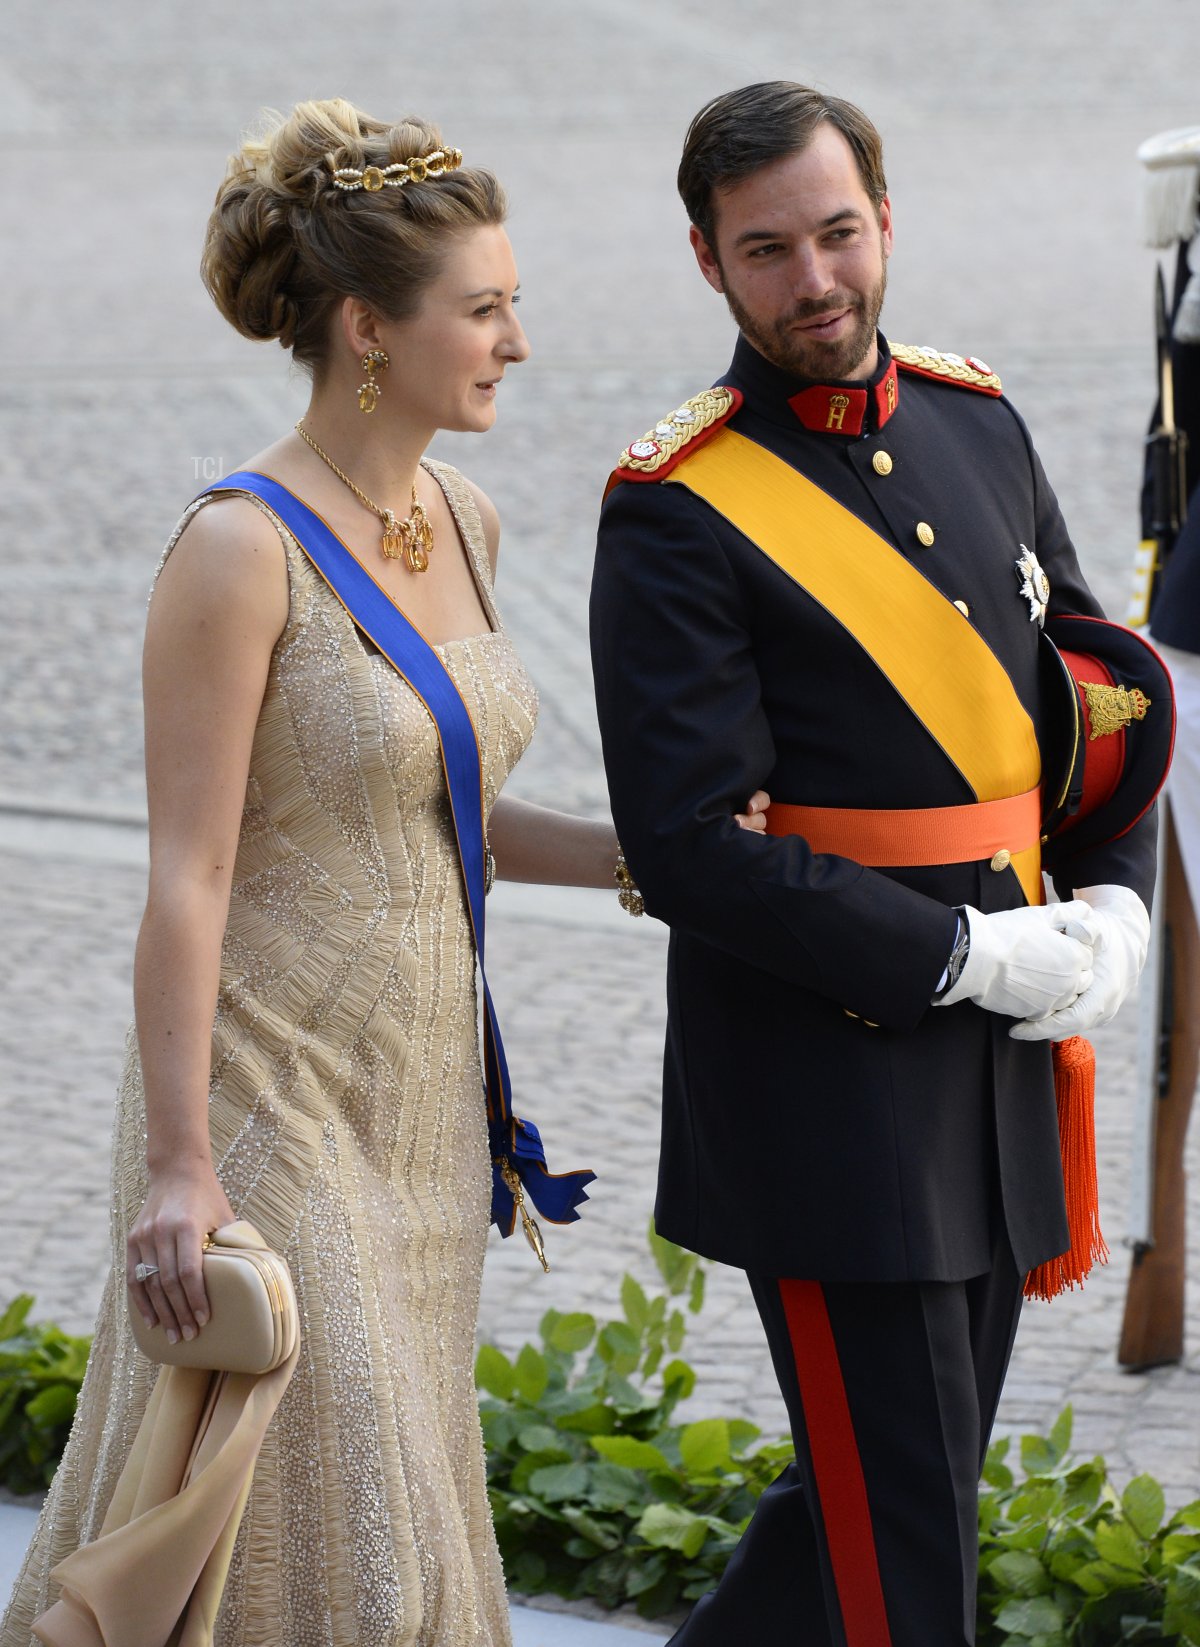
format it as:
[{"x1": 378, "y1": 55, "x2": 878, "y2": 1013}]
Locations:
[
  {"x1": 1009, "y1": 884, "x2": 1150, "y2": 1041},
  {"x1": 936, "y1": 902, "x2": 1097, "y2": 1018}
]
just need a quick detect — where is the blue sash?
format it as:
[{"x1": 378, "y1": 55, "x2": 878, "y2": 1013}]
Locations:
[{"x1": 204, "y1": 471, "x2": 595, "y2": 1241}]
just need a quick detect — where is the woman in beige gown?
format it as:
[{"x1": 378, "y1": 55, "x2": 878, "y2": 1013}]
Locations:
[{"x1": 1, "y1": 99, "x2": 768, "y2": 1647}]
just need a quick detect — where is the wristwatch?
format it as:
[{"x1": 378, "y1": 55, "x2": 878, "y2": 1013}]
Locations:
[{"x1": 933, "y1": 910, "x2": 971, "y2": 1000}]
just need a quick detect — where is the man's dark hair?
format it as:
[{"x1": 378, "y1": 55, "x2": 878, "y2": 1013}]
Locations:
[{"x1": 678, "y1": 82, "x2": 887, "y2": 249}]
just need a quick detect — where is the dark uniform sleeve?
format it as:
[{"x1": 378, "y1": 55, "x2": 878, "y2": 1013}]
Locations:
[
  {"x1": 1013, "y1": 414, "x2": 1159, "y2": 910},
  {"x1": 590, "y1": 478, "x2": 959, "y2": 1031}
]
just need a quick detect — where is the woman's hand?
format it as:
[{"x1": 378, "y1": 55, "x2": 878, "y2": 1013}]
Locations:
[
  {"x1": 127, "y1": 1168, "x2": 236, "y2": 1345},
  {"x1": 734, "y1": 790, "x2": 772, "y2": 832}
]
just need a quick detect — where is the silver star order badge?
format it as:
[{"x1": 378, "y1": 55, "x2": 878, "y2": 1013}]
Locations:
[{"x1": 1015, "y1": 545, "x2": 1050, "y2": 628}]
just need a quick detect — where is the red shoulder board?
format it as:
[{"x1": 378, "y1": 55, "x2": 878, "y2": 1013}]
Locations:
[
  {"x1": 890, "y1": 343, "x2": 1002, "y2": 397},
  {"x1": 605, "y1": 386, "x2": 743, "y2": 497}
]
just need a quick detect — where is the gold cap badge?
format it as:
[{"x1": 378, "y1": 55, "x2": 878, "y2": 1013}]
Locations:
[{"x1": 1081, "y1": 681, "x2": 1151, "y2": 739}]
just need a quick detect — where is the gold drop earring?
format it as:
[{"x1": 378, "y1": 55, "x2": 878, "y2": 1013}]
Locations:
[{"x1": 357, "y1": 349, "x2": 389, "y2": 414}]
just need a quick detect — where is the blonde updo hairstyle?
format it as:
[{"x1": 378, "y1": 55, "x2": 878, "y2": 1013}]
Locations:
[{"x1": 202, "y1": 98, "x2": 506, "y2": 375}]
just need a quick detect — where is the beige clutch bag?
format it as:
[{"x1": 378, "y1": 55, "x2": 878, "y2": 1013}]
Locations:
[
  {"x1": 128, "y1": 1219, "x2": 298, "y2": 1375},
  {"x1": 40, "y1": 1223, "x2": 301, "y2": 1647}
]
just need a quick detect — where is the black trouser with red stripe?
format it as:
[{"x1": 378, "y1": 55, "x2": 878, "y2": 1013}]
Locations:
[{"x1": 667, "y1": 1241, "x2": 1024, "y2": 1647}]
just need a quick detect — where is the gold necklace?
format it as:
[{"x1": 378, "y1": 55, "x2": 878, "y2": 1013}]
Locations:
[{"x1": 295, "y1": 421, "x2": 433, "y2": 573}]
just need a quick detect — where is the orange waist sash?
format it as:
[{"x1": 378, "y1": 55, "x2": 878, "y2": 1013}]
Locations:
[{"x1": 764, "y1": 786, "x2": 1041, "y2": 868}]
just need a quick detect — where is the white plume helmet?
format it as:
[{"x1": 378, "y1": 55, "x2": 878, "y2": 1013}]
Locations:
[{"x1": 1139, "y1": 125, "x2": 1200, "y2": 342}]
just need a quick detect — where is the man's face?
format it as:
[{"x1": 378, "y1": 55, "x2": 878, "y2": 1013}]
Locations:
[{"x1": 691, "y1": 122, "x2": 893, "y2": 382}]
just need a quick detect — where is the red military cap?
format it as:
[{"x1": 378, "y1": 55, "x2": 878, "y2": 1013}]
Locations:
[{"x1": 1040, "y1": 614, "x2": 1176, "y2": 859}]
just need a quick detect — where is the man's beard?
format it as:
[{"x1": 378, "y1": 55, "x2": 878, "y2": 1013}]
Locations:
[{"x1": 723, "y1": 264, "x2": 887, "y2": 383}]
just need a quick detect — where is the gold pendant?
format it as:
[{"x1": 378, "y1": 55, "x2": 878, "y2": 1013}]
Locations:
[
  {"x1": 498, "y1": 1160, "x2": 549, "y2": 1271},
  {"x1": 405, "y1": 501, "x2": 434, "y2": 574},
  {"x1": 380, "y1": 509, "x2": 405, "y2": 560},
  {"x1": 379, "y1": 497, "x2": 433, "y2": 571}
]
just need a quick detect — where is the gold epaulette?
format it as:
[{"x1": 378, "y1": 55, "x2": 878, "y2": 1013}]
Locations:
[
  {"x1": 890, "y1": 342, "x2": 1002, "y2": 396},
  {"x1": 616, "y1": 386, "x2": 741, "y2": 477}
]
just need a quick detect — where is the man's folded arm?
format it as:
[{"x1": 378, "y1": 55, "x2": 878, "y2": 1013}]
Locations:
[{"x1": 590, "y1": 480, "x2": 958, "y2": 1030}]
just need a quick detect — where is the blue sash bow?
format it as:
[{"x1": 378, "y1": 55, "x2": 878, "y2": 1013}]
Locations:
[{"x1": 204, "y1": 471, "x2": 595, "y2": 1241}]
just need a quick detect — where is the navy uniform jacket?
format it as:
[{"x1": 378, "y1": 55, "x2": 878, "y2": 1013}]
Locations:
[
  {"x1": 1153, "y1": 501, "x2": 1200, "y2": 654},
  {"x1": 590, "y1": 333, "x2": 1157, "y2": 1283},
  {"x1": 1146, "y1": 244, "x2": 1200, "y2": 654}
]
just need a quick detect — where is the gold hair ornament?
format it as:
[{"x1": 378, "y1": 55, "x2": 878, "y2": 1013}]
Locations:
[{"x1": 330, "y1": 148, "x2": 464, "y2": 193}]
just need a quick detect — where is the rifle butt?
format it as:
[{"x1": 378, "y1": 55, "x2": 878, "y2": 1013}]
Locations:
[{"x1": 1118, "y1": 814, "x2": 1200, "y2": 1369}]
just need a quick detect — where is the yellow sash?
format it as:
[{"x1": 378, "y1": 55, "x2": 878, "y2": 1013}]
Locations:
[{"x1": 667, "y1": 427, "x2": 1044, "y2": 904}]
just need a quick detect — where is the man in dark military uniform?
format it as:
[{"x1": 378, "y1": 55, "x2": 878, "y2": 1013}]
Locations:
[{"x1": 590, "y1": 83, "x2": 1166, "y2": 1646}]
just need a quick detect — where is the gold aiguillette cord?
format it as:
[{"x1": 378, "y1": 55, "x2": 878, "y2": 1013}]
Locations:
[{"x1": 498, "y1": 1160, "x2": 549, "y2": 1272}]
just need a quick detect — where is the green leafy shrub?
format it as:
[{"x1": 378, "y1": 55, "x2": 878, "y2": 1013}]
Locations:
[
  {"x1": 7, "y1": 1249, "x2": 1198, "y2": 1644},
  {"x1": 979, "y1": 1409, "x2": 1200, "y2": 1645},
  {"x1": 478, "y1": 1227, "x2": 1200, "y2": 1640},
  {"x1": 476, "y1": 1225, "x2": 792, "y2": 1617},
  {"x1": 0, "y1": 1295, "x2": 91, "y2": 1495}
]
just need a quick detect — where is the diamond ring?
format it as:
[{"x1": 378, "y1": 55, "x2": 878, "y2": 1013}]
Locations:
[{"x1": 134, "y1": 1262, "x2": 160, "y2": 1284}]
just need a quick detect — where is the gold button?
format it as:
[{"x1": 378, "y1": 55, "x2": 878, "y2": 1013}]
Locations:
[
  {"x1": 916, "y1": 521, "x2": 935, "y2": 547},
  {"x1": 953, "y1": 599, "x2": 969, "y2": 617},
  {"x1": 990, "y1": 848, "x2": 1012, "y2": 872},
  {"x1": 872, "y1": 451, "x2": 893, "y2": 476}
]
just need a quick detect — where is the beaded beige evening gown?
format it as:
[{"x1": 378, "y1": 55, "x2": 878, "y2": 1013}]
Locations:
[{"x1": 1, "y1": 461, "x2": 536, "y2": 1647}]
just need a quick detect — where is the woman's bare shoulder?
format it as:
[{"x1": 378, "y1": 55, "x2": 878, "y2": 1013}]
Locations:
[
  {"x1": 155, "y1": 492, "x2": 291, "y2": 642},
  {"x1": 167, "y1": 491, "x2": 289, "y2": 582}
]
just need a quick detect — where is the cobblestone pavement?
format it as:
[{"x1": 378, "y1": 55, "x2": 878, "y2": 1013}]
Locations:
[
  {"x1": 2, "y1": 825, "x2": 1198, "y2": 1511},
  {"x1": 1, "y1": 0, "x2": 1198, "y2": 1564}
]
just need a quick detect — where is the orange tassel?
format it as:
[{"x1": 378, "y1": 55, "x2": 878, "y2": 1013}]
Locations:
[{"x1": 1023, "y1": 1036, "x2": 1109, "y2": 1301}]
